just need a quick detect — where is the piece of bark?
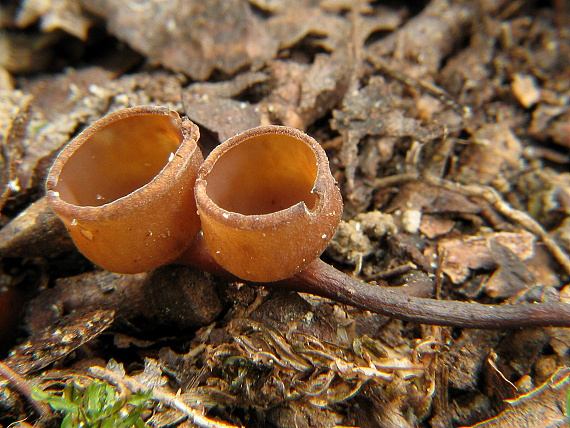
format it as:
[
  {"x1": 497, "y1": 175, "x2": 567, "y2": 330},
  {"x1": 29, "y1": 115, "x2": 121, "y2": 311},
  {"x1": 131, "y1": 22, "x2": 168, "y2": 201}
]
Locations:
[
  {"x1": 25, "y1": 265, "x2": 225, "y2": 334},
  {"x1": 0, "y1": 196, "x2": 74, "y2": 258}
]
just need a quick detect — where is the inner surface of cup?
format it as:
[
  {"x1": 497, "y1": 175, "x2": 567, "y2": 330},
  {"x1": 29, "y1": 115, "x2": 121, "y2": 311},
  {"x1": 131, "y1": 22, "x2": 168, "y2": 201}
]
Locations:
[
  {"x1": 54, "y1": 113, "x2": 183, "y2": 207},
  {"x1": 205, "y1": 133, "x2": 318, "y2": 215}
]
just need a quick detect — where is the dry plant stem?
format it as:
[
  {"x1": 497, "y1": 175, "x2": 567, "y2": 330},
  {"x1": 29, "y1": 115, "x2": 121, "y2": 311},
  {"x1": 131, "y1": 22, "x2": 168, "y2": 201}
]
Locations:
[
  {"x1": 286, "y1": 259, "x2": 570, "y2": 328},
  {"x1": 373, "y1": 172, "x2": 419, "y2": 188},
  {"x1": 89, "y1": 366, "x2": 239, "y2": 428},
  {"x1": 365, "y1": 262, "x2": 415, "y2": 281},
  {"x1": 0, "y1": 362, "x2": 52, "y2": 419}
]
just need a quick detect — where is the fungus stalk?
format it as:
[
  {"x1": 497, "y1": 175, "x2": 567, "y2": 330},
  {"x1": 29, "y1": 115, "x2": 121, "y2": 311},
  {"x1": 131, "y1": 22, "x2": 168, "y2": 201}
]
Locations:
[
  {"x1": 287, "y1": 260, "x2": 570, "y2": 329},
  {"x1": 182, "y1": 237, "x2": 570, "y2": 329}
]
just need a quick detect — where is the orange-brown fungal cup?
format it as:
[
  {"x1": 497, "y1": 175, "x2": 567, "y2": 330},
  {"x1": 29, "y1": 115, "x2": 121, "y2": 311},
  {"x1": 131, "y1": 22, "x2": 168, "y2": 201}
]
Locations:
[
  {"x1": 46, "y1": 106, "x2": 203, "y2": 273},
  {"x1": 195, "y1": 125, "x2": 343, "y2": 282}
]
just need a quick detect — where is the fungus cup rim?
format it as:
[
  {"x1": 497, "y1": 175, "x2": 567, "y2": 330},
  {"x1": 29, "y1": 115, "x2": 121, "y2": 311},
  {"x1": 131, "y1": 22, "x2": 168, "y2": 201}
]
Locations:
[
  {"x1": 195, "y1": 125, "x2": 331, "y2": 230},
  {"x1": 46, "y1": 106, "x2": 201, "y2": 222}
]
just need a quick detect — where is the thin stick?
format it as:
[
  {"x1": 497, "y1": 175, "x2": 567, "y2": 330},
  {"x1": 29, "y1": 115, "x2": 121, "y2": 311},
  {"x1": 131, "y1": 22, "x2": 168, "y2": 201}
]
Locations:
[
  {"x1": 364, "y1": 262, "x2": 415, "y2": 281},
  {"x1": 0, "y1": 362, "x2": 52, "y2": 419},
  {"x1": 89, "y1": 366, "x2": 240, "y2": 428}
]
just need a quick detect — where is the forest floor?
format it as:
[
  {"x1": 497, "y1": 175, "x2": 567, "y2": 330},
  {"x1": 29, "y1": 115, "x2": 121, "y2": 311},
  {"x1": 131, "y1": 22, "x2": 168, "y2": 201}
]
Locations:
[{"x1": 0, "y1": 0, "x2": 569, "y2": 427}]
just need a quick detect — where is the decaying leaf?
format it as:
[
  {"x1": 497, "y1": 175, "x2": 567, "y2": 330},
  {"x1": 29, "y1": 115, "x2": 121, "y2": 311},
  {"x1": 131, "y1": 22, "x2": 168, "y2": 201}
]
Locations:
[
  {"x1": 81, "y1": 0, "x2": 358, "y2": 81},
  {"x1": 439, "y1": 230, "x2": 536, "y2": 284},
  {"x1": 82, "y1": 0, "x2": 272, "y2": 80},
  {"x1": 420, "y1": 214, "x2": 456, "y2": 238},
  {"x1": 331, "y1": 76, "x2": 446, "y2": 191},
  {"x1": 483, "y1": 240, "x2": 535, "y2": 299},
  {"x1": 385, "y1": 181, "x2": 482, "y2": 215},
  {"x1": 183, "y1": 47, "x2": 351, "y2": 141},
  {"x1": 455, "y1": 123, "x2": 523, "y2": 186},
  {"x1": 182, "y1": 71, "x2": 269, "y2": 142}
]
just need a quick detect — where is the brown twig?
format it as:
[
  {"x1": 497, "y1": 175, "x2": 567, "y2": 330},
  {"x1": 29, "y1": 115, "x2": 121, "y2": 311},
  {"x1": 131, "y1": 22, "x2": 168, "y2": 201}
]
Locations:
[
  {"x1": 0, "y1": 362, "x2": 52, "y2": 419},
  {"x1": 89, "y1": 366, "x2": 240, "y2": 428},
  {"x1": 364, "y1": 262, "x2": 415, "y2": 281}
]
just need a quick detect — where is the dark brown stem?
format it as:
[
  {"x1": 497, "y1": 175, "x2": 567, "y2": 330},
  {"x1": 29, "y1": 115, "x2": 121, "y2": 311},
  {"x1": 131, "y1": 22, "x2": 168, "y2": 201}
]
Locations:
[
  {"x1": 284, "y1": 259, "x2": 570, "y2": 328},
  {"x1": 179, "y1": 237, "x2": 570, "y2": 328}
]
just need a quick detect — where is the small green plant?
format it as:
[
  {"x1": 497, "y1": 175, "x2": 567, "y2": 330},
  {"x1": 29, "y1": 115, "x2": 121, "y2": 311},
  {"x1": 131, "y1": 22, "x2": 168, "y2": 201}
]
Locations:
[{"x1": 32, "y1": 378, "x2": 151, "y2": 428}]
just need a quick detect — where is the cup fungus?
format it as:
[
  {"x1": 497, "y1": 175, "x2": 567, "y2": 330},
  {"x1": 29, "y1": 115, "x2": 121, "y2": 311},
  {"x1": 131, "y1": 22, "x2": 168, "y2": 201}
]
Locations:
[
  {"x1": 195, "y1": 125, "x2": 343, "y2": 282},
  {"x1": 46, "y1": 106, "x2": 203, "y2": 274},
  {"x1": 42, "y1": 107, "x2": 570, "y2": 329}
]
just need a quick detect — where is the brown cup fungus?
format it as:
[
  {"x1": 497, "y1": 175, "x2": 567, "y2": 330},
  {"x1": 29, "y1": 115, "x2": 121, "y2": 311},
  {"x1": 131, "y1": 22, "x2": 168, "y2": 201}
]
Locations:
[
  {"x1": 46, "y1": 106, "x2": 203, "y2": 274},
  {"x1": 195, "y1": 125, "x2": 343, "y2": 282},
  {"x1": 44, "y1": 108, "x2": 564, "y2": 330}
]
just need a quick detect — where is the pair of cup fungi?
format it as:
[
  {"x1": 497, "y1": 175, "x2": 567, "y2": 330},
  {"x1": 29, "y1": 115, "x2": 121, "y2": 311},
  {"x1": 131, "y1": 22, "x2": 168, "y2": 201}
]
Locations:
[
  {"x1": 46, "y1": 106, "x2": 570, "y2": 329},
  {"x1": 46, "y1": 105, "x2": 342, "y2": 282}
]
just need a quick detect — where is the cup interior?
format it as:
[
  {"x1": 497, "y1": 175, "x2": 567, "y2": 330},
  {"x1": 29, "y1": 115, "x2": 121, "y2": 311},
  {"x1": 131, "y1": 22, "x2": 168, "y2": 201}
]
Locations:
[
  {"x1": 53, "y1": 113, "x2": 182, "y2": 207},
  {"x1": 204, "y1": 133, "x2": 318, "y2": 215}
]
